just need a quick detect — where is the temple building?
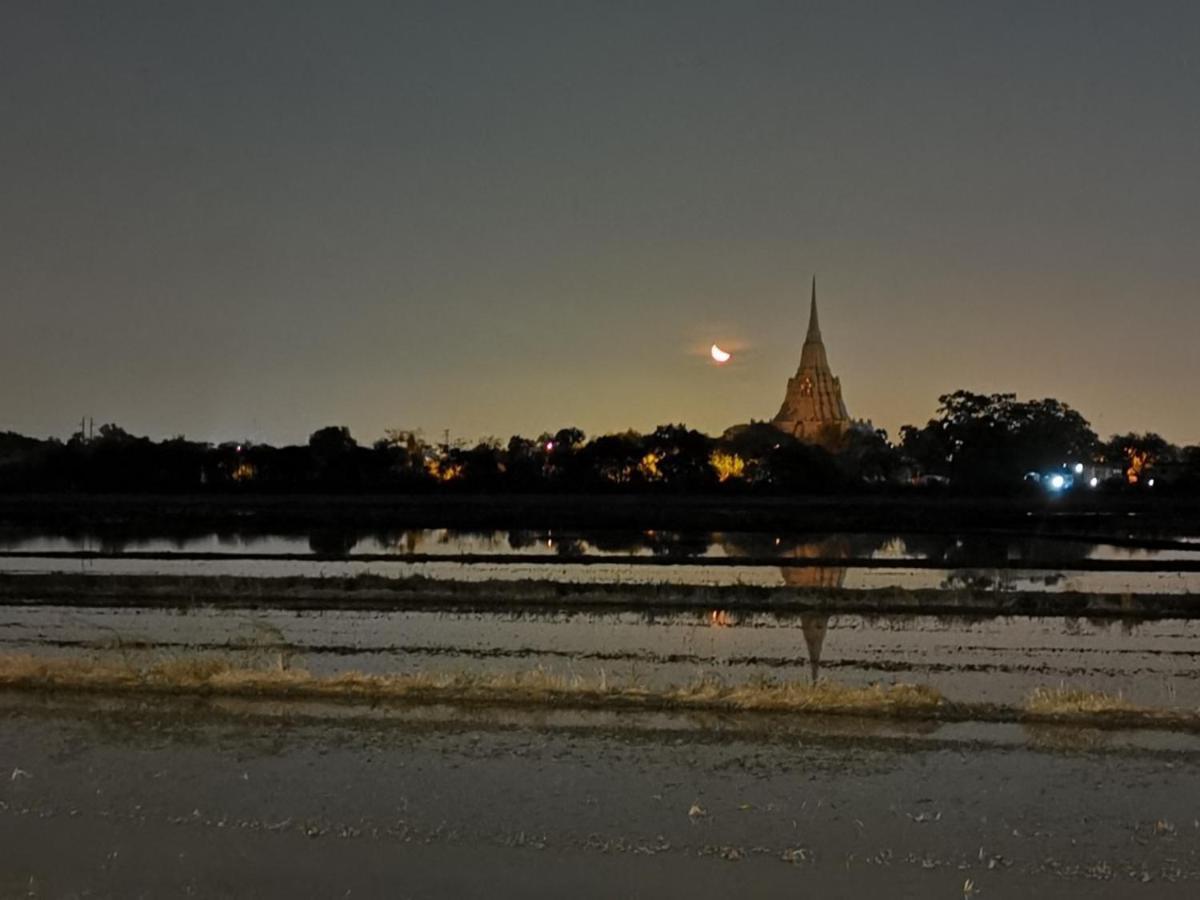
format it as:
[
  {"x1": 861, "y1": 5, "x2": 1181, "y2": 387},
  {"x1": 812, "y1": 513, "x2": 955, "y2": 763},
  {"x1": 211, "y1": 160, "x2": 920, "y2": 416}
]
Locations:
[{"x1": 772, "y1": 277, "x2": 851, "y2": 442}]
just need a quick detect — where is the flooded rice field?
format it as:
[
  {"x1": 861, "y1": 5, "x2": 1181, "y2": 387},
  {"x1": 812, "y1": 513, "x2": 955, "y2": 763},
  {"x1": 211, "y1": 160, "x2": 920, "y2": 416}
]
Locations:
[
  {"x1": 5, "y1": 520, "x2": 1200, "y2": 895},
  {"x1": 3, "y1": 526, "x2": 1200, "y2": 593},
  {"x1": 4, "y1": 604, "x2": 1200, "y2": 710},
  {"x1": 6, "y1": 557, "x2": 1200, "y2": 593},
  {"x1": 1, "y1": 523, "x2": 1199, "y2": 715}
]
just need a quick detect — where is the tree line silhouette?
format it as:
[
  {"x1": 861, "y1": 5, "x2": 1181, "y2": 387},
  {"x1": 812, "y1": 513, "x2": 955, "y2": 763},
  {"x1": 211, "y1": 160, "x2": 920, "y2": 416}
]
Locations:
[{"x1": 1, "y1": 391, "x2": 1196, "y2": 494}]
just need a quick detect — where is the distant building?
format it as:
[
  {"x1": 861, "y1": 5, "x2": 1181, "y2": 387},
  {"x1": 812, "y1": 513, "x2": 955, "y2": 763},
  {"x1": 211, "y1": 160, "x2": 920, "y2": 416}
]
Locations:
[{"x1": 772, "y1": 277, "x2": 851, "y2": 442}]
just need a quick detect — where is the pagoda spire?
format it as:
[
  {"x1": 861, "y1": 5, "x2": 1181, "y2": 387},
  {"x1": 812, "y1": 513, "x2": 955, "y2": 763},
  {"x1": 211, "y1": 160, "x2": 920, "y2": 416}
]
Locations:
[
  {"x1": 771, "y1": 274, "x2": 850, "y2": 442},
  {"x1": 805, "y1": 275, "x2": 822, "y2": 343}
]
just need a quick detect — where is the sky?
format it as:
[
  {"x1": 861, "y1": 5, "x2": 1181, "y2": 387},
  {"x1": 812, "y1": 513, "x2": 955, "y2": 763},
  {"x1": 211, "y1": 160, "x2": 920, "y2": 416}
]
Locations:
[{"x1": 3, "y1": 1, "x2": 1198, "y2": 447}]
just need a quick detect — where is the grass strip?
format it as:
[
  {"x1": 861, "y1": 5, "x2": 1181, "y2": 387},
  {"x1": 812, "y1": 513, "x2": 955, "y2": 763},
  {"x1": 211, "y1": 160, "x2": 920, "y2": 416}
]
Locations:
[{"x1": 1, "y1": 653, "x2": 1197, "y2": 732}]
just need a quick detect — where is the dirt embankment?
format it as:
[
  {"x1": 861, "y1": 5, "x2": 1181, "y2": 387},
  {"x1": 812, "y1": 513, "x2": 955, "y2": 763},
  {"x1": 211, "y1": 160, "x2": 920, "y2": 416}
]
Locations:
[
  {"x1": 0, "y1": 571, "x2": 1195, "y2": 619},
  {"x1": 3, "y1": 653, "x2": 1198, "y2": 733}
]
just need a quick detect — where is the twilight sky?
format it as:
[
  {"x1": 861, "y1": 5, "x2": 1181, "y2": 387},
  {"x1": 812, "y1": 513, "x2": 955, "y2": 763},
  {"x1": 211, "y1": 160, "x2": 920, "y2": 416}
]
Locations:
[{"x1": 3, "y1": 1, "x2": 1198, "y2": 446}]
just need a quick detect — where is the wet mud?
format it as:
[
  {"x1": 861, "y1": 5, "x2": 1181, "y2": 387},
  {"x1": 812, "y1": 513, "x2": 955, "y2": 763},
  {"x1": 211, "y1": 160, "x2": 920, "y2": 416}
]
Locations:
[{"x1": 3, "y1": 693, "x2": 1200, "y2": 897}]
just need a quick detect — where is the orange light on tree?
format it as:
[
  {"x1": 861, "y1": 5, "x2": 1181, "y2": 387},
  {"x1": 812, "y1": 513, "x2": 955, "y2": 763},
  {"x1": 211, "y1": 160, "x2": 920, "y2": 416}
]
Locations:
[{"x1": 710, "y1": 451, "x2": 746, "y2": 482}]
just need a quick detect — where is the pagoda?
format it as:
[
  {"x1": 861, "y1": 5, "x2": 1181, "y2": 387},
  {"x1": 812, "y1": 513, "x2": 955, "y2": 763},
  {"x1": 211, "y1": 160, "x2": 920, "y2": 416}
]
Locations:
[{"x1": 772, "y1": 277, "x2": 851, "y2": 442}]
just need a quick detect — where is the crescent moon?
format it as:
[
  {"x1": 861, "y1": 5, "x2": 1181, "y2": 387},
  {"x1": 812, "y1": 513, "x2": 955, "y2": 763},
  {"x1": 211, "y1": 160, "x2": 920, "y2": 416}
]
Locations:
[{"x1": 710, "y1": 344, "x2": 731, "y2": 363}]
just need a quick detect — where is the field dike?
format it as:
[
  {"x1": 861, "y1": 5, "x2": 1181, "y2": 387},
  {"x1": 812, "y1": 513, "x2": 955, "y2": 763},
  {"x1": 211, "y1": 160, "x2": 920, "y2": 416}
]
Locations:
[
  {"x1": 0, "y1": 572, "x2": 1194, "y2": 618},
  {"x1": 1, "y1": 653, "x2": 1196, "y2": 731}
]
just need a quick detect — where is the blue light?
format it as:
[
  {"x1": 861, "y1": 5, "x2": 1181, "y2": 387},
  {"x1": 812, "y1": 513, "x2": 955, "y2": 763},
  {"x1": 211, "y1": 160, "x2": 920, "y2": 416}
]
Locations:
[{"x1": 1049, "y1": 474, "x2": 1065, "y2": 490}]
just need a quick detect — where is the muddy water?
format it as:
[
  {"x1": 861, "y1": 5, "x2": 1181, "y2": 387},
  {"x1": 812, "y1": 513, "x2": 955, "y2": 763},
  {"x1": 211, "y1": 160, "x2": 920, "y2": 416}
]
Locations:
[{"x1": 4, "y1": 604, "x2": 1199, "y2": 709}]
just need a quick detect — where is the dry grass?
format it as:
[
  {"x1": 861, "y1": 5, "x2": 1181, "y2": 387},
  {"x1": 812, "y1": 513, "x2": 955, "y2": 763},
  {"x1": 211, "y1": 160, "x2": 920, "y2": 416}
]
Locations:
[
  {"x1": 669, "y1": 677, "x2": 942, "y2": 713},
  {"x1": 0, "y1": 653, "x2": 941, "y2": 715},
  {"x1": 5, "y1": 654, "x2": 1189, "y2": 728},
  {"x1": 1025, "y1": 686, "x2": 1136, "y2": 715}
]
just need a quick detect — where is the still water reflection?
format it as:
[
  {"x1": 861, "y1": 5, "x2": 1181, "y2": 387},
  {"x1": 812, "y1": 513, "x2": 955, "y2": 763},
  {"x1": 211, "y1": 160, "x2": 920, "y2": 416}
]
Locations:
[
  {"x1": 3, "y1": 528, "x2": 1200, "y2": 593},
  {"x1": 3, "y1": 527, "x2": 1197, "y2": 562},
  {"x1": 4, "y1": 603, "x2": 1197, "y2": 710}
]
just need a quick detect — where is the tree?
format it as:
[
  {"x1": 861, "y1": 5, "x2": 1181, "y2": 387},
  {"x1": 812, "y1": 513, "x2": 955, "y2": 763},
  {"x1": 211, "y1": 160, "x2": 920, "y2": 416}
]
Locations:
[
  {"x1": 96, "y1": 423, "x2": 137, "y2": 445},
  {"x1": 829, "y1": 424, "x2": 900, "y2": 483},
  {"x1": 536, "y1": 427, "x2": 586, "y2": 484},
  {"x1": 900, "y1": 391, "x2": 1098, "y2": 490},
  {"x1": 641, "y1": 424, "x2": 715, "y2": 489},
  {"x1": 763, "y1": 440, "x2": 844, "y2": 492},
  {"x1": 1179, "y1": 446, "x2": 1200, "y2": 493},
  {"x1": 575, "y1": 432, "x2": 644, "y2": 487},
  {"x1": 718, "y1": 422, "x2": 791, "y2": 485},
  {"x1": 552, "y1": 427, "x2": 585, "y2": 450},
  {"x1": 372, "y1": 429, "x2": 431, "y2": 484},
  {"x1": 308, "y1": 426, "x2": 361, "y2": 486},
  {"x1": 308, "y1": 426, "x2": 357, "y2": 457},
  {"x1": 1101, "y1": 433, "x2": 1175, "y2": 485},
  {"x1": 503, "y1": 435, "x2": 547, "y2": 488},
  {"x1": 0, "y1": 432, "x2": 58, "y2": 490},
  {"x1": 454, "y1": 442, "x2": 504, "y2": 488}
]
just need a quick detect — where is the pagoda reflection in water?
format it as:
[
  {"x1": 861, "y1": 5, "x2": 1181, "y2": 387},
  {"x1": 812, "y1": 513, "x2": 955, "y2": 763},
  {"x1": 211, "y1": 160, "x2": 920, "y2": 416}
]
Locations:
[{"x1": 713, "y1": 533, "x2": 889, "y2": 683}]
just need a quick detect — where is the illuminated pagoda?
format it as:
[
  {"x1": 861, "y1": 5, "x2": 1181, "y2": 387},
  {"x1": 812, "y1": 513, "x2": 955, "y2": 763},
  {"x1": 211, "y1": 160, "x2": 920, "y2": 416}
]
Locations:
[{"x1": 772, "y1": 277, "x2": 851, "y2": 442}]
